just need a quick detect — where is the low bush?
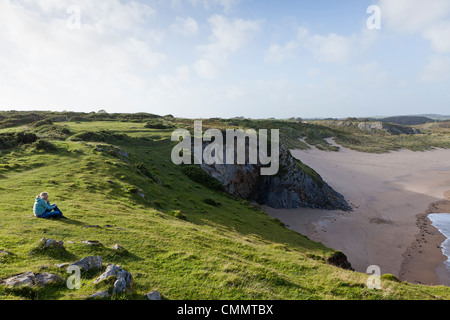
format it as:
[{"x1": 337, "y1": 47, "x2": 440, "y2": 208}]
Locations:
[{"x1": 181, "y1": 165, "x2": 224, "y2": 191}]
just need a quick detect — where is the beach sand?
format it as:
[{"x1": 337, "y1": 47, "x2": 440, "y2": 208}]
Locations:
[{"x1": 264, "y1": 140, "x2": 450, "y2": 286}]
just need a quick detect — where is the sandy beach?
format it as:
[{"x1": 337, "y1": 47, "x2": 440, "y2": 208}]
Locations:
[{"x1": 264, "y1": 140, "x2": 450, "y2": 286}]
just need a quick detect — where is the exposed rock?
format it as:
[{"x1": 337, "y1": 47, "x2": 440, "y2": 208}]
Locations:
[
  {"x1": 40, "y1": 238, "x2": 64, "y2": 249},
  {"x1": 113, "y1": 269, "x2": 133, "y2": 295},
  {"x1": 35, "y1": 273, "x2": 64, "y2": 286},
  {"x1": 146, "y1": 290, "x2": 162, "y2": 300},
  {"x1": 137, "y1": 188, "x2": 146, "y2": 200},
  {"x1": 1, "y1": 272, "x2": 63, "y2": 288},
  {"x1": 82, "y1": 240, "x2": 103, "y2": 246},
  {"x1": 56, "y1": 263, "x2": 69, "y2": 269},
  {"x1": 1, "y1": 272, "x2": 35, "y2": 288},
  {"x1": 199, "y1": 141, "x2": 350, "y2": 210},
  {"x1": 112, "y1": 244, "x2": 126, "y2": 251},
  {"x1": 326, "y1": 251, "x2": 354, "y2": 271},
  {"x1": 94, "y1": 264, "x2": 133, "y2": 295},
  {"x1": 90, "y1": 290, "x2": 111, "y2": 299},
  {"x1": 71, "y1": 256, "x2": 103, "y2": 272},
  {"x1": 0, "y1": 250, "x2": 8, "y2": 256},
  {"x1": 94, "y1": 264, "x2": 122, "y2": 284},
  {"x1": 323, "y1": 120, "x2": 421, "y2": 135}
]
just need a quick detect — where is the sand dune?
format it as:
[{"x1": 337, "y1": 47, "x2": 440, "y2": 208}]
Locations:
[{"x1": 264, "y1": 140, "x2": 450, "y2": 286}]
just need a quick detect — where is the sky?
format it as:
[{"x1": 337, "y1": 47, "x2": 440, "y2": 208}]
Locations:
[{"x1": 0, "y1": 0, "x2": 450, "y2": 119}]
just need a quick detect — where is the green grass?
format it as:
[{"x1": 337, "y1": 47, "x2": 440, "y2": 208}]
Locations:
[{"x1": 0, "y1": 118, "x2": 450, "y2": 300}]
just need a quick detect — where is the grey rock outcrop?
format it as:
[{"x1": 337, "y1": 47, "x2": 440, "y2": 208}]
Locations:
[
  {"x1": 35, "y1": 273, "x2": 64, "y2": 286},
  {"x1": 324, "y1": 120, "x2": 421, "y2": 135},
  {"x1": 40, "y1": 238, "x2": 64, "y2": 249},
  {"x1": 1, "y1": 272, "x2": 63, "y2": 288},
  {"x1": 1, "y1": 272, "x2": 35, "y2": 288},
  {"x1": 146, "y1": 290, "x2": 162, "y2": 300},
  {"x1": 71, "y1": 256, "x2": 103, "y2": 272},
  {"x1": 94, "y1": 264, "x2": 133, "y2": 295},
  {"x1": 90, "y1": 290, "x2": 111, "y2": 299},
  {"x1": 199, "y1": 142, "x2": 350, "y2": 210}
]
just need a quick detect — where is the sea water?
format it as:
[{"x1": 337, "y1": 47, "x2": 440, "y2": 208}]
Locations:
[{"x1": 428, "y1": 213, "x2": 450, "y2": 269}]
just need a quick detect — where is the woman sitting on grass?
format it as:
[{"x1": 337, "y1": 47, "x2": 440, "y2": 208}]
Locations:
[{"x1": 33, "y1": 192, "x2": 66, "y2": 219}]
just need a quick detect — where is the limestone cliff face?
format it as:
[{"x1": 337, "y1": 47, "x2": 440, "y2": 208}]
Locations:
[
  {"x1": 199, "y1": 144, "x2": 350, "y2": 210},
  {"x1": 323, "y1": 121, "x2": 421, "y2": 135}
]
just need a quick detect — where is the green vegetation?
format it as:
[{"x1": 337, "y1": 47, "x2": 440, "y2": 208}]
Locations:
[
  {"x1": 181, "y1": 165, "x2": 224, "y2": 191},
  {"x1": 0, "y1": 112, "x2": 449, "y2": 300}
]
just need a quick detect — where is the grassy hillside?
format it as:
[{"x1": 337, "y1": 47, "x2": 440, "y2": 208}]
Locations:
[{"x1": 1, "y1": 116, "x2": 450, "y2": 300}]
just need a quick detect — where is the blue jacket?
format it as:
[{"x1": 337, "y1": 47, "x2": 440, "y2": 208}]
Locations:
[{"x1": 33, "y1": 197, "x2": 56, "y2": 216}]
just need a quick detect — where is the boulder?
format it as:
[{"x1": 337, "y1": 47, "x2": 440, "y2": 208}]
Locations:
[
  {"x1": 112, "y1": 244, "x2": 126, "y2": 251},
  {"x1": 113, "y1": 269, "x2": 133, "y2": 295},
  {"x1": 94, "y1": 264, "x2": 122, "y2": 284},
  {"x1": 1, "y1": 272, "x2": 35, "y2": 288},
  {"x1": 94, "y1": 264, "x2": 133, "y2": 295},
  {"x1": 40, "y1": 238, "x2": 64, "y2": 249},
  {"x1": 35, "y1": 273, "x2": 64, "y2": 286},
  {"x1": 1, "y1": 272, "x2": 63, "y2": 288},
  {"x1": 81, "y1": 240, "x2": 103, "y2": 246},
  {"x1": 71, "y1": 256, "x2": 103, "y2": 272},
  {"x1": 146, "y1": 290, "x2": 162, "y2": 300},
  {"x1": 90, "y1": 290, "x2": 111, "y2": 299}
]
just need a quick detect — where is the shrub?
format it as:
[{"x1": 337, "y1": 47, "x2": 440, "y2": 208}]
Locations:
[
  {"x1": 0, "y1": 132, "x2": 38, "y2": 150},
  {"x1": 30, "y1": 118, "x2": 53, "y2": 128},
  {"x1": 381, "y1": 274, "x2": 401, "y2": 283},
  {"x1": 172, "y1": 210, "x2": 187, "y2": 220},
  {"x1": 69, "y1": 131, "x2": 127, "y2": 142},
  {"x1": 181, "y1": 165, "x2": 224, "y2": 191},
  {"x1": 203, "y1": 198, "x2": 221, "y2": 207},
  {"x1": 34, "y1": 140, "x2": 57, "y2": 152},
  {"x1": 144, "y1": 120, "x2": 174, "y2": 129}
]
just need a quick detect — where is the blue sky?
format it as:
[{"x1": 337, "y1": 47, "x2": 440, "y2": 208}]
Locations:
[{"x1": 0, "y1": 0, "x2": 449, "y2": 118}]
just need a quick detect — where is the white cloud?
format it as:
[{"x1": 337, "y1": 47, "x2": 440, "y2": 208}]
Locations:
[
  {"x1": 171, "y1": 17, "x2": 199, "y2": 36},
  {"x1": 305, "y1": 33, "x2": 354, "y2": 63},
  {"x1": 188, "y1": 0, "x2": 241, "y2": 13},
  {"x1": 422, "y1": 21, "x2": 450, "y2": 54},
  {"x1": 420, "y1": 55, "x2": 450, "y2": 83},
  {"x1": 0, "y1": 0, "x2": 165, "y2": 109},
  {"x1": 194, "y1": 15, "x2": 261, "y2": 78},
  {"x1": 379, "y1": 0, "x2": 450, "y2": 33},
  {"x1": 266, "y1": 26, "x2": 365, "y2": 64},
  {"x1": 264, "y1": 27, "x2": 307, "y2": 63},
  {"x1": 264, "y1": 41, "x2": 298, "y2": 63},
  {"x1": 379, "y1": 0, "x2": 450, "y2": 55},
  {"x1": 193, "y1": 59, "x2": 217, "y2": 79}
]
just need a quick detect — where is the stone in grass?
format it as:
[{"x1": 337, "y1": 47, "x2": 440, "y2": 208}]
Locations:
[
  {"x1": 40, "y1": 238, "x2": 64, "y2": 249},
  {"x1": 146, "y1": 291, "x2": 162, "y2": 300},
  {"x1": 94, "y1": 264, "x2": 133, "y2": 295},
  {"x1": 1, "y1": 272, "x2": 63, "y2": 288},
  {"x1": 90, "y1": 290, "x2": 111, "y2": 299},
  {"x1": 113, "y1": 269, "x2": 133, "y2": 295},
  {"x1": 94, "y1": 265, "x2": 122, "y2": 284},
  {"x1": 112, "y1": 244, "x2": 127, "y2": 252},
  {"x1": 34, "y1": 273, "x2": 64, "y2": 287},
  {"x1": 1, "y1": 272, "x2": 35, "y2": 288},
  {"x1": 82, "y1": 240, "x2": 104, "y2": 246},
  {"x1": 71, "y1": 256, "x2": 103, "y2": 272},
  {"x1": 56, "y1": 263, "x2": 70, "y2": 269}
]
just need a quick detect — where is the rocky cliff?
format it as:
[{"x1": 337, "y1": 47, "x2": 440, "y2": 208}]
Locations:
[
  {"x1": 323, "y1": 121, "x2": 421, "y2": 135},
  {"x1": 199, "y1": 143, "x2": 350, "y2": 210}
]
